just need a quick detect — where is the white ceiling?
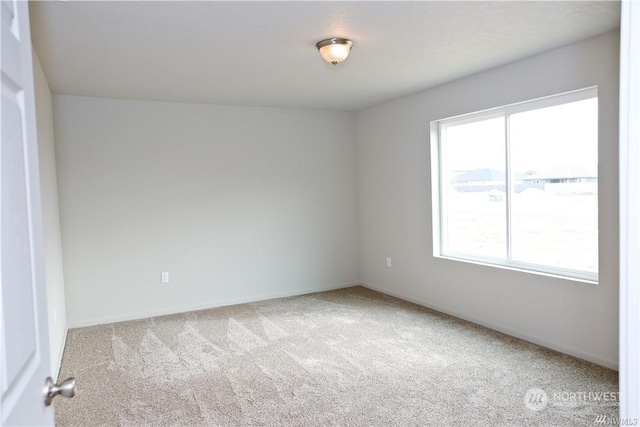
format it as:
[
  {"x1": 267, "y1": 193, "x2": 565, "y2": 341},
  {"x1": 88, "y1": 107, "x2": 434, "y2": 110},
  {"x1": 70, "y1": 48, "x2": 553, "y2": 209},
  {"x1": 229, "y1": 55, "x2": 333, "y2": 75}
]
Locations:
[{"x1": 30, "y1": 1, "x2": 620, "y2": 112}]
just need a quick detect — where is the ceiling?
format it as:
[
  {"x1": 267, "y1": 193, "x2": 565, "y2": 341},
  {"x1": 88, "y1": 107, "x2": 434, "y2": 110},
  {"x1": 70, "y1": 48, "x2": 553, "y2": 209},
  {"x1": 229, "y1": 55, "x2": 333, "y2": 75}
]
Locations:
[{"x1": 30, "y1": 1, "x2": 620, "y2": 112}]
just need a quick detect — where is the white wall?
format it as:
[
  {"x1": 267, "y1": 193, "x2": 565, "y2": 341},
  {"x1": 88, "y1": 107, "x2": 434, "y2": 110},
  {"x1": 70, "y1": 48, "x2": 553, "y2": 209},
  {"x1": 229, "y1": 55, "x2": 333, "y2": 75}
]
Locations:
[
  {"x1": 54, "y1": 96, "x2": 358, "y2": 327},
  {"x1": 32, "y1": 49, "x2": 67, "y2": 376},
  {"x1": 356, "y1": 31, "x2": 620, "y2": 369}
]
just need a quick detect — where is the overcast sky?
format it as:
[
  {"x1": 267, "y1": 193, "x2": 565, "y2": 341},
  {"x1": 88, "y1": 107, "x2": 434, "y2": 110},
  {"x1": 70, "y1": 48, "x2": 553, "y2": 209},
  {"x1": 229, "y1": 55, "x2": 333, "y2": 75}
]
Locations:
[{"x1": 443, "y1": 97, "x2": 598, "y2": 176}]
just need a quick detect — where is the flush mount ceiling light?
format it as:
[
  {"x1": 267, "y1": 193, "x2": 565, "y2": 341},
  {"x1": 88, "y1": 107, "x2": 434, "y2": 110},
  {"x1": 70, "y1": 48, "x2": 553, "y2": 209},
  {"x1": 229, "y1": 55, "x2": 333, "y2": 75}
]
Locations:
[{"x1": 316, "y1": 37, "x2": 353, "y2": 66}]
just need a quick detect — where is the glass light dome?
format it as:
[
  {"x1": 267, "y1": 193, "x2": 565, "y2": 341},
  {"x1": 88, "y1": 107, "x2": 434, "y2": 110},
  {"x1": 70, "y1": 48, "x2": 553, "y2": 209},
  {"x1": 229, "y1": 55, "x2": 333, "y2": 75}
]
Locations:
[{"x1": 316, "y1": 38, "x2": 353, "y2": 66}]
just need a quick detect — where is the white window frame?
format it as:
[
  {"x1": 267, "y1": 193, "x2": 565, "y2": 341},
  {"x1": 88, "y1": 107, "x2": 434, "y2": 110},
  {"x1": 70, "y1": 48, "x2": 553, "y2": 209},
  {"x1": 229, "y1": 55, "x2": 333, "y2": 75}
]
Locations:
[{"x1": 431, "y1": 86, "x2": 599, "y2": 283}]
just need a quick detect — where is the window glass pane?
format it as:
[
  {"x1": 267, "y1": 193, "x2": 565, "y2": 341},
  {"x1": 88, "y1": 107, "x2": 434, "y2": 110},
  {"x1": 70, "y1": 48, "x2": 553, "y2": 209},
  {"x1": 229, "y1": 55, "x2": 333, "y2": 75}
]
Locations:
[
  {"x1": 441, "y1": 116, "x2": 506, "y2": 258},
  {"x1": 509, "y1": 98, "x2": 598, "y2": 273}
]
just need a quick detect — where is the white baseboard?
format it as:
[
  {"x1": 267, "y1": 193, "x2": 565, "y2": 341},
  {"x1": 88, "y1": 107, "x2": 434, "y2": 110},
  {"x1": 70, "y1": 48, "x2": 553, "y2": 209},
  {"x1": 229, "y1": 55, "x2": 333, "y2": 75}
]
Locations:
[
  {"x1": 54, "y1": 324, "x2": 68, "y2": 380},
  {"x1": 68, "y1": 282, "x2": 359, "y2": 329},
  {"x1": 360, "y1": 282, "x2": 619, "y2": 371}
]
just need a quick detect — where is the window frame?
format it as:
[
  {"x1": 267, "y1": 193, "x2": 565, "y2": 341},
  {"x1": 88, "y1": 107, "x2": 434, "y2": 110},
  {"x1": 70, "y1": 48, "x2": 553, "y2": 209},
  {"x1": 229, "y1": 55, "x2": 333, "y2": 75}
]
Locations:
[{"x1": 430, "y1": 86, "x2": 599, "y2": 284}]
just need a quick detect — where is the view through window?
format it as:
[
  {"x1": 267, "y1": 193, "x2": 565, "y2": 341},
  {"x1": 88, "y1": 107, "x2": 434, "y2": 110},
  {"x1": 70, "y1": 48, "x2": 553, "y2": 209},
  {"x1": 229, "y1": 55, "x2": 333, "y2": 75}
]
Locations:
[{"x1": 433, "y1": 87, "x2": 598, "y2": 282}]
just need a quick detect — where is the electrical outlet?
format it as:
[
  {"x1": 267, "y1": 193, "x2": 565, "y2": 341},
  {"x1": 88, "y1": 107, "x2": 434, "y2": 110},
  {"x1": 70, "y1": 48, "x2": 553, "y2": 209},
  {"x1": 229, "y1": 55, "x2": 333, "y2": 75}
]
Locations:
[
  {"x1": 161, "y1": 272, "x2": 169, "y2": 283},
  {"x1": 387, "y1": 257, "x2": 392, "y2": 267}
]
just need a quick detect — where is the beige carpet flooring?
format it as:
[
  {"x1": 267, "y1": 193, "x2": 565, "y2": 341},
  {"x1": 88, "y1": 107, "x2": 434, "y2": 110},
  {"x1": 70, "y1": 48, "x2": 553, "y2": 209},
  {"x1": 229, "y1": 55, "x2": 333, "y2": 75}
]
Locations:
[{"x1": 55, "y1": 286, "x2": 617, "y2": 426}]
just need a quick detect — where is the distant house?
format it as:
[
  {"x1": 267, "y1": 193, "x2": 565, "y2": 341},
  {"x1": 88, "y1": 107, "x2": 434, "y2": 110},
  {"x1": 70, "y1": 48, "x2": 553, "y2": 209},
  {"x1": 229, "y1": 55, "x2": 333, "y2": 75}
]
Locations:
[
  {"x1": 523, "y1": 165, "x2": 597, "y2": 185},
  {"x1": 451, "y1": 166, "x2": 597, "y2": 194},
  {"x1": 451, "y1": 168, "x2": 525, "y2": 193},
  {"x1": 452, "y1": 168, "x2": 504, "y2": 185},
  {"x1": 522, "y1": 166, "x2": 597, "y2": 194}
]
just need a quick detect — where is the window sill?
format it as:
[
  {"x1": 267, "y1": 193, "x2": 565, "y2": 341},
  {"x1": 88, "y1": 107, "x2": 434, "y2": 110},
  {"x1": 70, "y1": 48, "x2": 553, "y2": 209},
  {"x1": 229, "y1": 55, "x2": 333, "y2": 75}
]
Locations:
[{"x1": 434, "y1": 253, "x2": 599, "y2": 285}]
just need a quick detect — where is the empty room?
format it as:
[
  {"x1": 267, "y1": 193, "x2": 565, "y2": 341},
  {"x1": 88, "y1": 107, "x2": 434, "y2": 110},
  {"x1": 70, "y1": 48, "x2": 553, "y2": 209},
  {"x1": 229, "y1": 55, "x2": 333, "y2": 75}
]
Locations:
[{"x1": 2, "y1": 1, "x2": 639, "y2": 426}]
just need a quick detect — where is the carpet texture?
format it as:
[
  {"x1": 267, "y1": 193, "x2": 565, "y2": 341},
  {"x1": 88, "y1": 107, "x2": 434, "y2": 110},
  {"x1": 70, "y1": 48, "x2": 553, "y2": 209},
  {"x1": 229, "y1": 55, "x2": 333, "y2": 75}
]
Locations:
[{"x1": 55, "y1": 287, "x2": 618, "y2": 426}]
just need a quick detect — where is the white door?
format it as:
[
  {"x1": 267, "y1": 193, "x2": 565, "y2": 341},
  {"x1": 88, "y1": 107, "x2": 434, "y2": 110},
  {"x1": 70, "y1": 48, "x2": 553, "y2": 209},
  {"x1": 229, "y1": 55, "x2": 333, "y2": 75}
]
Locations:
[{"x1": 1, "y1": 0, "x2": 54, "y2": 425}]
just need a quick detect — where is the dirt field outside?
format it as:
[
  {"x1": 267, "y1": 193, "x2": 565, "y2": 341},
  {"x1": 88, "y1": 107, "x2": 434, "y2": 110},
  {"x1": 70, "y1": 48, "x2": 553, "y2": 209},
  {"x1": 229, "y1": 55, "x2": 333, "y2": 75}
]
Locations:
[{"x1": 444, "y1": 189, "x2": 598, "y2": 273}]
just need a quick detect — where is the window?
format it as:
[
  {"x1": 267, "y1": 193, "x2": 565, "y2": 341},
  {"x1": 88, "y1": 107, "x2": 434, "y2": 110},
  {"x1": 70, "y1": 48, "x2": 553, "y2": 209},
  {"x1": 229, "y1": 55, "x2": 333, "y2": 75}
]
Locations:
[{"x1": 431, "y1": 87, "x2": 598, "y2": 282}]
